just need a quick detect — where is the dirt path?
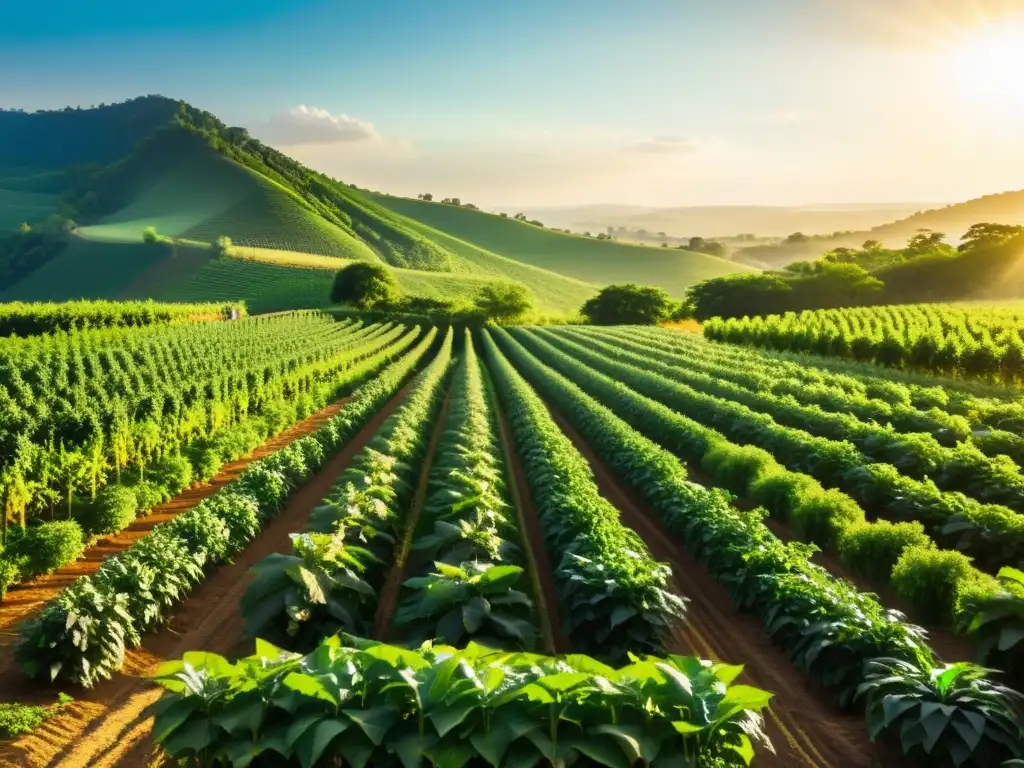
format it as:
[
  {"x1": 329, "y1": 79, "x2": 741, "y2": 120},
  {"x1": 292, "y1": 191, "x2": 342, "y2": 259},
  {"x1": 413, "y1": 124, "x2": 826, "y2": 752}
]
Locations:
[
  {"x1": 0, "y1": 382, "x2": 417, "y2": 768},
  {"x1": 0, "y1": 397, "x2": 353, "y2": 643},
  {"x1": 496, "y1": 411, "x2": 570, "y2": 655},
  {"x1": 546, "y1": 407, "x2": 901, "y2": 768},
  {"x1": 376, "y1": 388, "x2": 453, "y2": 641}
]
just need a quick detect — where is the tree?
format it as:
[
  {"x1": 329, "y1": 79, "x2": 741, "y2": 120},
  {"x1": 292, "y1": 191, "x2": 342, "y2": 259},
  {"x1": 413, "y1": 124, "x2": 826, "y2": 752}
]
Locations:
[
  {"x1": 689, "y1": 237, "x2": 706, "y2": 252},
  {"x1": 18, "y1": 222, "x2": 31, "y2": 235},
  {"x1": 475, "y1": 282, "x2": 534, "y2": 323},
  {"x1": 142, "y1": 226, "x2": 159, "y2": 244},
  {"x1": 959, "y1": 223, "x2": 1024, "y2": 252},
  {"x1": 418, "y1": 193, "x2": 434, "y2": 201},
  {"x1": 330, "y1": 262, "x2": 398, "y2": 309},
  {"x1": 862, "y1": 239, "x2": 882, "y2": 250},
  {"x1": 581, "y1": 284, "x2": 674, "y2": 325}
]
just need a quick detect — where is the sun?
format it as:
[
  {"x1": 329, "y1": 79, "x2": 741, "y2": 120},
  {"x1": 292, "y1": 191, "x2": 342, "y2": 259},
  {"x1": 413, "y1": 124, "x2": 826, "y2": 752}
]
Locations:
[{"x1": 949, "y1": 21, "x2": 1024, "y2": 114}]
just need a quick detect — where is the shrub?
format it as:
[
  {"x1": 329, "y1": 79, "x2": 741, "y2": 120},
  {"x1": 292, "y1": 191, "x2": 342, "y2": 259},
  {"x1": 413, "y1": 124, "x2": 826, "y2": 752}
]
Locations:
[
  {"x1": 837, "y1": 519, "x2": 933, "y2": 583},
  {"x1": 153, "y1": 455, "x2": 193, "y2": 495},
  {"x1": 474, "y1": 282, "x2": 534, "y2": 323},
  {"x1": 789, "y1": 489, "x2": 865, "y2": 550},
  {"x1": 190, "y1": 447, "x2": 223, "y2": 482},
  {"x1": 165, "y1": 506, "x2": 233, "y2": 563},
  {"x1": 141, "y1": 226, "x2": 159, "y2": 244},
  {"x1": 0, "y1": 702, "x2": 50, "y2": 739},
  {"x1": 701, "y1": 440, "x2": 774, "y2": 494},
  {"x1": 892, "y1": 545, "x2": 979, "y2": 622},
  {"x1": 132, "y1": 480, "x2": 166, "y2": 514},
  {"x1": 11, "y1": 522, "x2": 85, "y2": 579},
  {"x1": 0, "y1": 557, "x2": 21, "y2": 600},
  {"x1": 210, "y1": 235, "x2": 232, "y2": 255},
  {"x1": 83, "y1": 486, "x2": 138, "y2": 536},
  {"x1": 581, "y1": 283, "x2": 674, "y2": 325},
  {"x1": 330, "y1": 262, "x2": 397, "y2": 309},
  {"x1": 749, "y1": 467, "x2": 821, "y2": 519}
]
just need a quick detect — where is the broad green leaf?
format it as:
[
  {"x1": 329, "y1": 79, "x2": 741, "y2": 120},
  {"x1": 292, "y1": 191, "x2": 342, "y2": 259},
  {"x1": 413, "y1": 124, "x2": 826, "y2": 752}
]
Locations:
[{"x1": 344, "y1": 705, "x2": 399, "y2": 745}]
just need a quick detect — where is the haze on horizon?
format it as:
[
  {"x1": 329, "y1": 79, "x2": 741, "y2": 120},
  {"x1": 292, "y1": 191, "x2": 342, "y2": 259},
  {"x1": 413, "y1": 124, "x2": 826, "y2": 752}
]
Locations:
[{"x1": 3, "y1": 0, "x2": 1023, "y2": 211}]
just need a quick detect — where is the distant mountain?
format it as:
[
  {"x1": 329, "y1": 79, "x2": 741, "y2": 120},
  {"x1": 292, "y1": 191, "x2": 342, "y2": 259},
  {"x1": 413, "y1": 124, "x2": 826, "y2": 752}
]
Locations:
[
  {"x1": 517, "y1": 202, "x2": 939, "y2": 240},
  {"x1": 0, "y1": 97, "x2": 749, "y2": 312}
]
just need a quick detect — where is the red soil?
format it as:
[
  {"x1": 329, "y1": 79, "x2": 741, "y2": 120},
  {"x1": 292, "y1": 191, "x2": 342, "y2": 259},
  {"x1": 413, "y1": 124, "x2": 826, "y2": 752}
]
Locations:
[
  {"x1": 547, "y1": 407, "x2": 902, "y2": 768},
  {"x1": 0, "y1": 382, "x2": 416, "y2": 768}
]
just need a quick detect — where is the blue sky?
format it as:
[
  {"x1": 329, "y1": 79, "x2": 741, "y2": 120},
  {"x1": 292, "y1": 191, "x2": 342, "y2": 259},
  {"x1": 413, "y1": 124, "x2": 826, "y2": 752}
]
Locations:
[{"x1": 3, "y1": 0, "x2": 1024, "y2": 207}]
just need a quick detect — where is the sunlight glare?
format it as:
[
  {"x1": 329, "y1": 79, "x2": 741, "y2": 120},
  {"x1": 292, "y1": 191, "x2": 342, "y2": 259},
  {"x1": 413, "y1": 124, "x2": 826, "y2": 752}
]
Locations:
[{"x1": 950, "y1": 21, "x2": 1024, "y2": 115}]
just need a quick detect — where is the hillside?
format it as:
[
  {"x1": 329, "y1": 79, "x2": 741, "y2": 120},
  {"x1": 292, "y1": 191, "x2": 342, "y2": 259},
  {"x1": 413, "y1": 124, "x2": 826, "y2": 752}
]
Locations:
[
  {"x1": 373, "y1": 194, "x2": 752, "y2": 297},
  {"x1": 736, "y1": 189, "x2": 1024, "y2": 268},
  {"x1": 0, "y1": 97, "x2": 749, "y2": 311}
]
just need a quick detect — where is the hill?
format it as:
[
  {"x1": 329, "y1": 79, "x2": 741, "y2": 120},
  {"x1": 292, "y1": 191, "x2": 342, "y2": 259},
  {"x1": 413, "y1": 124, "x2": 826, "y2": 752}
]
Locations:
[
  {"x1": 373, "y1": 194, "x2": 752, "y2": 297},
  {"x1": 735, "y1": 189, "x2": 1024, "y2": 269},
  {"x1": 0, "y1": 97, "x2": 751, "y2": 312}
]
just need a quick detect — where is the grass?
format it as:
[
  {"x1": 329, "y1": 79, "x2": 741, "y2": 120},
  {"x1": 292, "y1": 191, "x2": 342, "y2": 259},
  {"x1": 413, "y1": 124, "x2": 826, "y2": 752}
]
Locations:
[
  {"x1": 77, "y1": 135, "x2": 378, "y2": 261},
  {"x1": 0, "y1": 188, "x2": 57, "y2": 232},
  {"x1": 372, "y1": 194, "x2": 754, "y2": 297}
]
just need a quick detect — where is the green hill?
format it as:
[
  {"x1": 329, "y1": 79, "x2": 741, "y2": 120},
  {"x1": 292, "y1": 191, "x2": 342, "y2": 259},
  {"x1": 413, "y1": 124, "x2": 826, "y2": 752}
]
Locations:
[
  {"x1": 0, "y1": 96, "x2": 749, "y2": 312},
  {"x1": 373, "y1": 194, "x2": 752, "y2": 297}
]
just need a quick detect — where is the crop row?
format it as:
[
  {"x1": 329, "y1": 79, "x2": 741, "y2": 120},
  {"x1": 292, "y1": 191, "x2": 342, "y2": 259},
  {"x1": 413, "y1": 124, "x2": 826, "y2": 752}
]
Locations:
[
  {"x1": 607, "y1": 325, "x2": 1024, "y2": 466},
  {"x1": 481, "y1": 329, "x2": 686, "y2": 663},
  {"x1": 508, "y1": 329, "x2": 1005, "y2": 642},
  {"x1": 393, "y1": 330, "x2": 540, "y2": 649},
  {"x1": 0, "y1": 299, "x2": 246, "y2": 336},
  {"x1": 14, "y1": 328, "x2": 438, "y2": 687},
  {"x1": 556, "y1": 326, "x2": 1024, "y2": 513},
  {"x1": 0, "y1": 322, "x2": 421, "y2": 596},
  {"x1": 537, "y1": 328, "x2": 1024, "y2": 574},
  {"x1": 241, "y1": 328, "x2": 455, "y2": 650},
  {"x1": 492, "y1": 327, "x2": 1024, "y2": 767},
  {"x1": 703, "y1": 303, "x2": 1024, "y2": 381}
]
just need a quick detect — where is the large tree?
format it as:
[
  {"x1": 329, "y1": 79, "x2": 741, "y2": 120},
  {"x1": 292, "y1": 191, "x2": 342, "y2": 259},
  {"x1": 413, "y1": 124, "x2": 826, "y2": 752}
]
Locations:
[
  {"x1": 330, "y1": 262, "x2": 398, "y2": 309},
  {"x1": 475, "y1": 282, "x2": 534, "y2": 323},
  {"x1": 581, "y1": 284, "x2": 674, "y2": 325}
]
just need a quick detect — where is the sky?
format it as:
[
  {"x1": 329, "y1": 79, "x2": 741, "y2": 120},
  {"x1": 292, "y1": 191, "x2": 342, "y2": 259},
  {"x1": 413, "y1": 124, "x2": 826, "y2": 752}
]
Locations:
[{"x1": 2, "y1": 0, "x2": 1024, "y2": 209}]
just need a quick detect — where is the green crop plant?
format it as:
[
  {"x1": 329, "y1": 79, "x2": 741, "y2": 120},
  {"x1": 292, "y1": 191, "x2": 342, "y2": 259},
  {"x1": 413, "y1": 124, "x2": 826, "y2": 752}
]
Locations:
[{"x1": 147, "y1": 636, "x2": 774, "y2": 767}]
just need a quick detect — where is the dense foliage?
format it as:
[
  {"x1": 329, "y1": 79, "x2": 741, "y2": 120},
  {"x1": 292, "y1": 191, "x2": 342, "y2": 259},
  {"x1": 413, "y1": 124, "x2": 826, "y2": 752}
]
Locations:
[
  {"x1": 705, "y1": 302, "x2": 1024, "y2": 382},
  {"x1": 580, "y1": 283, "x2": 676, "y2": 325},
  {"x1": 148, "y1": 637, "x2": 773, "y2": 768},
  {"x1": 14, "y1": 329, "x2": 436, "y2": 686},
  {"x1": 330, "y1": 263, "x2": 398, "y2": 309},
  {"x1": 483, "y1": 330, "x2": 687, "y2": 662},
  {"x1": 0, "y1": 299, "x2": 244, "y2": 336},
  {"x1": 491, "y1": 328, "x2": 1024, "y2": 765},
  {"x1": 242, "y1": 329, "x2": 454, "y2": 651}
]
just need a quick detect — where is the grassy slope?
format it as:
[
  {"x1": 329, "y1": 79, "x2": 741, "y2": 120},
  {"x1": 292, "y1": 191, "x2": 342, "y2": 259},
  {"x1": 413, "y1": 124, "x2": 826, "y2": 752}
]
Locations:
[
  {"x1": 0, "y1": 188, "x2": 57, "y2": 232},
  {"x1": 77, "y1": 133, "x2": 378, "y2": 261},
  {"x1": 373, "y1": 194, "x2": 753, "y2": 297}
]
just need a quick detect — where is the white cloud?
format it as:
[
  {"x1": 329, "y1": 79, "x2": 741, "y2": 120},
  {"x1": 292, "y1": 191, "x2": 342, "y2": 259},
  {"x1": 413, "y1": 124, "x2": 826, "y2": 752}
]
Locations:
[{"x1": 261, "y1": 105, "x2": 379, "y2": 146}]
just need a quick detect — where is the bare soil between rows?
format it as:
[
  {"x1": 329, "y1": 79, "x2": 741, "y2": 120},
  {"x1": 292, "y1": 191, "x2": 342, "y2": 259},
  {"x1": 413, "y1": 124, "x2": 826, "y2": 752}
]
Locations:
[
  {"x1": 545, "y1": 406, "x2": 904, "y2": 768},
  {"x1": 0, "y1": 382, "x2": 417, "y2": 768}
]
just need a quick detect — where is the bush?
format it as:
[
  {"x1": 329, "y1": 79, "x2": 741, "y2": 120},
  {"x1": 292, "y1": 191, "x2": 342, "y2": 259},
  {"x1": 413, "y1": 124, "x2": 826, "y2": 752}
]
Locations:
[
  {"x1": 211, "y1": 235, "x2": 232, "y2": 255},
  {"x1": 789, "y1": 489, "x2": 865, "y2": 550},
  {"x1": 474, "y1": 282, "x2": 534, "y2": 323},
  {"x1": 142, "y1": 226, "x2": 159, "y2": 244},
  {"x1": 190, "y1": 447, "x2": 223, "y2": 482},
  {"x1": 701, "y1": 440, "x2": 774, "y2": 494},
  {"x1": 892, "y1": 545, "x2": 978, "y2": 621},
  {"x1": 330, "y1": 262, "x2": 397, "y2": 309},
  {"x1": 581, "y1": 283, "x2": 674, "y2": 325},
  {"x1": 10, "y1": 522, "x2": 85, "y2": 579},
  {"x1": 0, "y1": 702, "x2": 50, "y2": 739},
  {"x1": 132, "y1": 480, "x2": 166, "y2": 514},
  {"x1": 837, "y1": 519, "x2": 933, "y2": 583},
  {"x1": 0, "y1": 557, "x2": 21, "y2": 600},
  {"x1": 749, "y1": 469, "x2": 821, "y2": 519},
  {"x1": 153, "y1": 455, "x2": 194, "y2": 495},
  {"x1": 165, "y1": 506, "x2": 233, "y2": 563},
  {"x1": 83, "y1": 486, "x2": 138, "y2": 536}
]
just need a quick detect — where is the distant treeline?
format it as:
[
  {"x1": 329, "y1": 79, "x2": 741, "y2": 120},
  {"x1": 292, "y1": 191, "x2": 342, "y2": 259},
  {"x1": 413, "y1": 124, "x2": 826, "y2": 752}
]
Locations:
[
  {"x1": 0, "y1": 300, "x2": 245, "y2": 337},
  {"x1": 685, "y1": 224, "x2": 1024, "y2": 320}
]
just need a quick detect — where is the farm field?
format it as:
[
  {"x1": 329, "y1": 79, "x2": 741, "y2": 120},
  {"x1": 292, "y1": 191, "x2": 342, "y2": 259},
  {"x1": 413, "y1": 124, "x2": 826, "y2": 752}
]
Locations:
[{"x1": 1, "y1": 309, "x2": 1023, "y2": 767}]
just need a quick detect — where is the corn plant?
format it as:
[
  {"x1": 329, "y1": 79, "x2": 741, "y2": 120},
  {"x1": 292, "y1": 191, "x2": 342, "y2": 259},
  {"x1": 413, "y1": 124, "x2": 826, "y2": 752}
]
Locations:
[{"x1": 147, "y1": 636, "x2": 774, "y2": 767}]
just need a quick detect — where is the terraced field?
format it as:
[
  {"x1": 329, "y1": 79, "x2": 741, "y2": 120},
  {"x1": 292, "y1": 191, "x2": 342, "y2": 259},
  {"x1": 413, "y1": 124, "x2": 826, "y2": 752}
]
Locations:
[{"x1": 2, "y1": 310, "x2": 1022, "y2": 767}]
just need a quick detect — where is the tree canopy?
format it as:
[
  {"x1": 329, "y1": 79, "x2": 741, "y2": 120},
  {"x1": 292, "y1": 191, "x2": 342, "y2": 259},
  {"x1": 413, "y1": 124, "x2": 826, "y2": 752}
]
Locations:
[
  {"x1": 474, "y1": 282, "x2": 534, "y2": 323},
  {"x1": 581, "y1": 284, "x2": 674, "y2": 325},
  {"x1": 330, "y1": 262, "x2": 398, "y2": 309}
]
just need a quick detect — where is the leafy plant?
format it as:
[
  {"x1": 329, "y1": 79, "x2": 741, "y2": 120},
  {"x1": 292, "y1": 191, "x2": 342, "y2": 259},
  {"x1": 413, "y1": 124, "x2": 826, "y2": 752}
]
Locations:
[
  {"x1": 960, "y1": 567, "x2": 1024, "y2": 679},
  {"x1": 395, "y1": 561, "x2": 536, "y2": 647},
  {"x1": 147, "y1": 637, "x2": 775, "y2": 767},
  {"x1": 858, "y1": 658, "x2": 1024, "y2": 767}
]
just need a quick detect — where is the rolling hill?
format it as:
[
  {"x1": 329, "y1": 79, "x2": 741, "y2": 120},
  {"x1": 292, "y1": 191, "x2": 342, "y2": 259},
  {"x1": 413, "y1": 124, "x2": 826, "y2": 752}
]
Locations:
[
  {"x1": 373, "y1": 194, "x2": 752, "y2": 297},
  {"x1": 0, "y1": 96, "x2": 752, "y2": 313}
]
